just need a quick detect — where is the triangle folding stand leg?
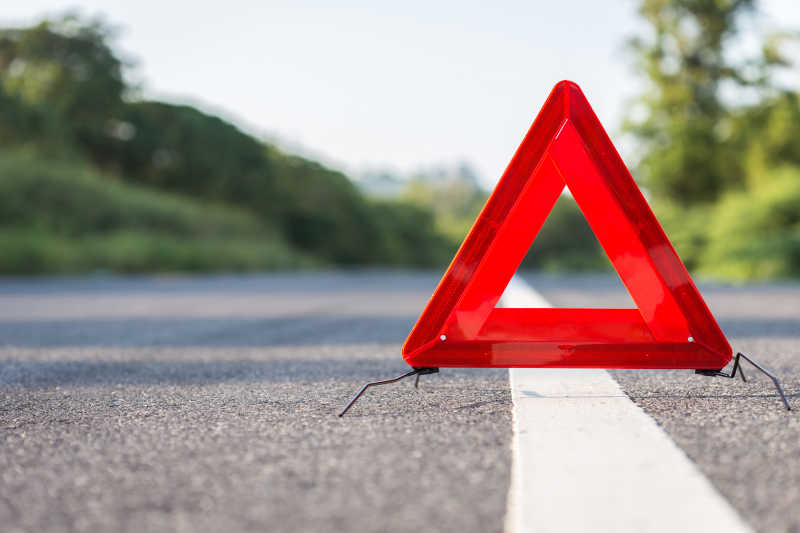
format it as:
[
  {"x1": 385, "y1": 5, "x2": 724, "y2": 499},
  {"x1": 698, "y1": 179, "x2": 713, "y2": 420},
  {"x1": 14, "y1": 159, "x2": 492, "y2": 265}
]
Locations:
[
  {"x1": 696, "y1": 352, "x2": 791, "y2": 410},
  {"x1": 338, "y1": 367, "x2": 438, "y2": 417},
  {"x1": 337, "y1": 353, "x2": 790, "y2": 416}
]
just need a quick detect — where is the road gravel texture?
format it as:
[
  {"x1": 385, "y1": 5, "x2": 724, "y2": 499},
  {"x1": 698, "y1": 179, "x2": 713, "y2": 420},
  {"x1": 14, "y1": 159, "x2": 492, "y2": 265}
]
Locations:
[
  {"x1": 0, "y1": 273, "x2": 510, "y2": 533},
  {"x1": 1, "y1": 272, "x2": 798, "y2": 533}
]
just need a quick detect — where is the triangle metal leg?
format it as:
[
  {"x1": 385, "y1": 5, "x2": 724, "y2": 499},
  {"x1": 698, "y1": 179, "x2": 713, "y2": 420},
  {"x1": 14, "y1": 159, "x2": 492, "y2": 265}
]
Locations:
[
  {"x1": 339, "y1": 367, "x2": 439, "y2": 417},
  {"x1": 696, "y1": 352, "x2": 791, "y2": 410}
]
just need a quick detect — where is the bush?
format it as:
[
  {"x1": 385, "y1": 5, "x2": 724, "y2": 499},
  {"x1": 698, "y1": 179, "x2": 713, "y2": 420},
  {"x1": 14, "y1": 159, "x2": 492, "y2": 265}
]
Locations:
[
  {"x1": 0, "y1": 150, "x2": 270, "y2": 237},
  {"x1": 699, "y1": 168, "x2": 800, "y2": 280},
  {"x1": 368, "y1": 199, "x2": 455, "y2": 266},
  {"x1": 0, "y1": 229, "x2": 314, "y2": 274},
  {"x1": 0, "y1": 150, "x2": 314, "y2": 273}
]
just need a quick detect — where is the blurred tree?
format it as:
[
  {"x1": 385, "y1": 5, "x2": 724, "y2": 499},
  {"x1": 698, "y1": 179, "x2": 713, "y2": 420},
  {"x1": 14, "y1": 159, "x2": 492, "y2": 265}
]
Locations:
[
  {"x1": 400, "y1": 163, "x2": 487, "y2": 242},
  {"x1": 0, "y1": 14, "x2": 459, "y2": 268},
  {"x1": 268, "y1": 148, "x2": 384, "y2": 264},
  {"x1": 0, "y1": 14, "x2": 127, "y2": 163},
  {"x1": 368, "y1": 199, "x2": 454, "y2": 266},
  {"x1": 625, "y1": 0, "x2": 800, "y2": 279},
  {"x1": 521, "y1": 196, "x2": 608, "y2": 272},
  {"x1": 732, "y1": 91, "x2": 800, "y2": 189},
  {"x1": 625, "y1": 0, "x2": 758, "y2": 204},
  {"x1": 700, "y1": 167, "x2": 800, "y2": 278},
  {"x1": 108, "y1": 101, "x2": 284, "y2": 218},
  {"x1": 105, "y1": 101, "x2": 444, "y2": 265}
]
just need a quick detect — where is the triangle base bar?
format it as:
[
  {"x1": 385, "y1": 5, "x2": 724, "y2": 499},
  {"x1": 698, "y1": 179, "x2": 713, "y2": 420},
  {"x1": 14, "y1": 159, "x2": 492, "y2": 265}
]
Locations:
[{"x1": 405, "y1": 340, "x2": 728, "y2": 370}]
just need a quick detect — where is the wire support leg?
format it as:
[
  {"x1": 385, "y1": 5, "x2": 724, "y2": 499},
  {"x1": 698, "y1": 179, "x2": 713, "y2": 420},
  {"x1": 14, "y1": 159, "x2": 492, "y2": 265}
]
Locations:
[
  {"x1": 738, "y1": 352, "x2": 791, "y2": 411},
  {"x1": 339, "y1": 367, "x2": 439, "y2": 417},
  {"x1": 696, "y1": 352, "x2": 790, "y2": 410}
]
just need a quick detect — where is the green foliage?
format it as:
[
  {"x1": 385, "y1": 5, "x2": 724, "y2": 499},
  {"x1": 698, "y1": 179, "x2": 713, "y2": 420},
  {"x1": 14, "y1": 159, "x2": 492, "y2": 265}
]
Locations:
[
  {"x1": 626, "y1": 0, "x2": 800, "y2": 281},
  {"x1": 368, "y1": 199, "x2": 455, "y2": 266},
  {"x1": 0, "y1": 150, "x2": 271, "y2": 237},
  {"x1": 732, "y1": 91, "x2": 800, "y2": 189},
  {"x1": 0, "y1": 150, "x2": 312, "y2": 273},
  {"x1": 0, "y1": 15, "x2": 454, "y2": 273},
  {"x1": 625, "y1": 0, "x2": 758, "y2": 204},
  {"x1": 108, "y1": 102, "x2": 282, "y2": 213},
  {"x1": 3, "y1": 8, "x2": 798, "y2": 280},
  {"x1": 268, "y1": 148, "x2": 383, "y2": 264},
  {"x1": 699, "y1": 168, "x2": 800, "y2": 279},
  {"x1": 400, "y1": 174, "x2": 487, "y2": 243},
  {"x1": 0, "y1": 15, "x2": 126, "y2": 161},
  {"x1": 522, "y1": 197, "x2": 608, "y2": 271},
  {"x1": 0, "y1": 229, "x2": 313, "y2": 274},
  {"x1": 103, "y1": 101, "x2": 413, "y2": 265}
]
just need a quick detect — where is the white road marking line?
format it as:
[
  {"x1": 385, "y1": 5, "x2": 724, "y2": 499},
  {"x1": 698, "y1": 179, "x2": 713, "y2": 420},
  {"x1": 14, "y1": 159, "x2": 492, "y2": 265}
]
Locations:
[{"x1": 501, "y1": 275, "x2": 752, "y2": 533}]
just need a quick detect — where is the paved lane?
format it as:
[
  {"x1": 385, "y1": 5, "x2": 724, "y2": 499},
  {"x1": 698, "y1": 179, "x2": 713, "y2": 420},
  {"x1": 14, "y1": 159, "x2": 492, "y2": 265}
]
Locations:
[
  {"x1": 1, "y1": 272, "x2": 798, "y2": 533},
  {"x1": 0, "y1": 273, "x2": 511, "y2": 533},
  {"x1": 526, "y1": 272, "x2": 800, "y2": 533}
]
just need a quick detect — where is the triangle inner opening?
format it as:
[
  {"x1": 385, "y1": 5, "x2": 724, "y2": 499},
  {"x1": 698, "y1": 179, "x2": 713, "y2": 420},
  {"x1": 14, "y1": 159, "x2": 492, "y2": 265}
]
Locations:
[{"x1": 498, "y1": 189, "x2": 636, "y2": 309}]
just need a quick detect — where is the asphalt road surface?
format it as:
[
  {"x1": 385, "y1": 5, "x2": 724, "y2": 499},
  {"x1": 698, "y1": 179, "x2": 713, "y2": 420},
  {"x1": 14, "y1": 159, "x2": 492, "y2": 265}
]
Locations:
[{"x1": 0, "y1": 272, "x2": 798, "y2": 533}]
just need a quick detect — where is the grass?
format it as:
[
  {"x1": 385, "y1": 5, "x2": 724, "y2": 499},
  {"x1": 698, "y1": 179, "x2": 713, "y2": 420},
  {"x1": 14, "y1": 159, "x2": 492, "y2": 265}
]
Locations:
[{"x1": 0, "y1": 150, "x2": 314, "y2": 273}]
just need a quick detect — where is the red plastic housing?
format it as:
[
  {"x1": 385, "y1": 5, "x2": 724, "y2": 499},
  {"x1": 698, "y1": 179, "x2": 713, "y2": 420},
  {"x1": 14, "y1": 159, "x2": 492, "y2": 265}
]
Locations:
[{"x1": 402, "y1": 81, "x2": 732, "y2": 370}]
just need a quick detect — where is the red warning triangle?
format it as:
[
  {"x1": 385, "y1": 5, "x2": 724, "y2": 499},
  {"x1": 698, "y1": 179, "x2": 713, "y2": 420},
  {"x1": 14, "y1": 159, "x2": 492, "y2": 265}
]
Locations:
[{"x1": 403, "y1": 81, "x2": 731, "y2": 370}]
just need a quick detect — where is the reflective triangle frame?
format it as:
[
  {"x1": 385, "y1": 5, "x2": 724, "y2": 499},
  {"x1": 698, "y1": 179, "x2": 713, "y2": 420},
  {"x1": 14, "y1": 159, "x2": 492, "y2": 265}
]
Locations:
[{"x1": 402, "y1": 80, "x2": 732, "y2": 371}]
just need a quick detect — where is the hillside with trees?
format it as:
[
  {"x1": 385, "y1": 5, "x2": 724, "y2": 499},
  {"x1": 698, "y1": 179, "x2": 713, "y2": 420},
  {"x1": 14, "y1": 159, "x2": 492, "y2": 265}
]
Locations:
[
  {"x1": 1, "y1": 2, "x2": 799, "y2": 280},
  {"x1": 0, "y1": 15, "x2": 455, "y2": 272}
]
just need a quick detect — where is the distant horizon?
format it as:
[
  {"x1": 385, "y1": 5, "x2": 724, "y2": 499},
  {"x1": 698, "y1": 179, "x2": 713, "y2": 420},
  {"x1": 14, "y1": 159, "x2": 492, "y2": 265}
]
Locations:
[{"x1": 3, "y1": 0, "x2": 799, "y2": 187}]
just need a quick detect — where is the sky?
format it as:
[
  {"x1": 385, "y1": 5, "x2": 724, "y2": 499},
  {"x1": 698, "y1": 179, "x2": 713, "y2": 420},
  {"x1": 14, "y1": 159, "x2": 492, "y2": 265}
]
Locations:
[{"x1": 3, "y1": 1, "x2": 800, "y2": 187}]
